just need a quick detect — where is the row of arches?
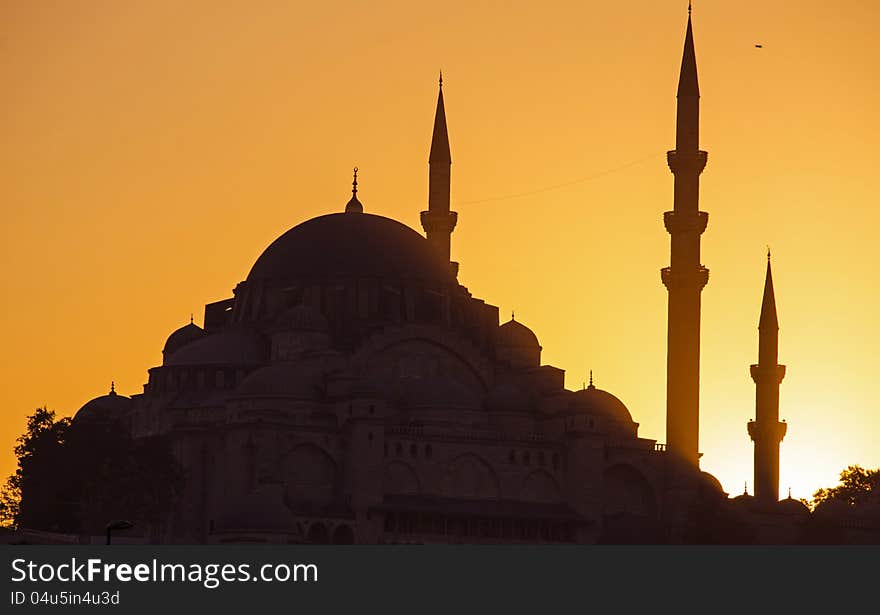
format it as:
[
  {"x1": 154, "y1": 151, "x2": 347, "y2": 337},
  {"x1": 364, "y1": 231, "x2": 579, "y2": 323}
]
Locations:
[
  {"x1": 277, "y1": 444, "x2": 656, "y2": 518},
  {"x1": 383, "y1": 457, "x2": 562, "y2": 503}
]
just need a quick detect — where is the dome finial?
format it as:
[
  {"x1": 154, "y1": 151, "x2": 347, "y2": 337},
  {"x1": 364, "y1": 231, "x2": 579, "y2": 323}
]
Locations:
[
  {"x1": 589, "y1": 369, "x2": 594, "y2": 387},
  {"x1": 511, "y1": 310, "x2": 515, "y2": 321},
  {"x1": 190, "y1": 313, "x2": 193, "y2": 325},
  {"x1": 345, "y1": 166, "x2": 363, "y2": 213},
  {"x1": 688, "y1": 0, "x2": 692, "y2": 15},
  {"x1": 767, "y1": 246, "x2": 771, "y2": 262},
  {"x1": 110, "y1": 381, "x2": 116, "y2": 395},
  {"x1": 744, "y1": 481, "x2": 748, "y2": 495},
  {"x1": 788, "y1": 487, "x2": 792, "y2": 499},
  {"x1": 439, "y1": 70, "x2": 443, "y2": 89}
]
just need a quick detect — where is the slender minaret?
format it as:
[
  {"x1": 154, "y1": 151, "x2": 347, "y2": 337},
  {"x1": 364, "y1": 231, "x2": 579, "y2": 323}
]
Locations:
[
  {"x1": 662, "y1": 5, "x2": 709, "y2": 466},
  {"x1": 747, "y1": 252, "x2": 787, "y2": 502},
  {"x1": 421, "y1": 73, "x2": 458, "y2": 275}
]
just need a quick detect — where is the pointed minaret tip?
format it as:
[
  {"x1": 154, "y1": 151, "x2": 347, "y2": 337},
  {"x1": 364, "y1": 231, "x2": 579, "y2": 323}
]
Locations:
[
  {"x1": 429, "y1": 76, "x2": 451, "y2": 164},
  {"x1": 678, "y1": 4, "x2": 700, "y2": 98},
  {"x1": 759, "y1": 253, "x2": 779, "y2": 330}
]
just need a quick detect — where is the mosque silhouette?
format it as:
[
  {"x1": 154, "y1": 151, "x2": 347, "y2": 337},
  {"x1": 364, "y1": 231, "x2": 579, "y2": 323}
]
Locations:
[{"x1": 19, "y1": 9, "x2": 879, "y2": 544}]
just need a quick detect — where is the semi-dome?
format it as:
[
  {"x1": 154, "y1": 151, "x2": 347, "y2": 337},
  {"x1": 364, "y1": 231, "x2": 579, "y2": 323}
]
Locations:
[
  {"x1": 165, "y1": 329, "x2": 266, "y2": 366},
  {"x1": 73, "y1": 384, "x2": 132, "y2": 423},
  {"x1": 571, "y1": 383, "x2": 633, "y2": 423},
  {"x1": 485, "y1": 379, "x2": 534, "y2": 413},
  {"x1": 247, "y1": 213, "x2": 455, "y2": 285},
  {"x1": 399, "y1": 375, "x2": 482, "y2": 410},
  {"x1": 162, "y1": 321, "x2": 207, "y2": 360},
  {"x1": 234, "y1": 363, "x2": 323, "y2": 400}
]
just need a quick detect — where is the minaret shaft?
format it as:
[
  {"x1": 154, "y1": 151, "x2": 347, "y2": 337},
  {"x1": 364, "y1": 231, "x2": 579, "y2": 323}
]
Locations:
[
  {"x1": 748, "y1": 259, "x2": 786, "y2": 502},
  {"x1": 663, "y1": 13, "x2": 708, "y2": 467}
]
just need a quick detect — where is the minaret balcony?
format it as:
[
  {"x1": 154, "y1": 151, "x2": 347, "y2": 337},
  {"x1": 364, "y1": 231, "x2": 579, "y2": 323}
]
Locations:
[
  {"x1": 663, "y1": 210, "x2": 708, "y2": 235},
  {"x1": 661, "y1": 265, "x2": 709, "y2": 290},
  {"x1": 749, "y1": 363, "x2": 786, "y2": 384},
  {"x1": 747, "y1": 419, "x2": 787, "y2": 443},
  {"x1": 666, "y1": 149, "x2": 708, "y2": 175},
  {"x1": 420, "y1": 209, "x2": 458, "y2": 234}
]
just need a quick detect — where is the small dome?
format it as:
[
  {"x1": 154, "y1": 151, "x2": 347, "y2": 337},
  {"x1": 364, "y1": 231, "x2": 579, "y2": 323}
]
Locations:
[
  {"x1": 730, "y1": 493, "x2": 756, "y2": 512},
  {"x1": 485, "y1": 379, "x2": 533, "y2": 413},
  {"x1": 699, "y1": 471, "x2": 726, "y2": 497},
  {"x1": 496, "y1": 317, "x2": 542, "y2": 369},
  {"x1": 234, "y1": 363, "x2": 323, "y2": 400},
  {"x1": 275, "y1": 304, "x2": 329, "y2": 332},
  {"x1": 571, "y1": 383, "x2": 633, "y2": 423},
  {"x1": 162, "y1": 321, "x2": 206, "y2": 360},
  {"x1": 73, "y1": 384, "x2": 132, "y2": 424},
  {"x1": 777, "y1": 497, "x2": 811, "y2": 517},
  {"x1": 497, "y1": 317, "x2": 540, "y2": 349},
  {"x1": 165, "y1": 329, "x2": 266, "y2": 366},
  {"x1": 215, "y1": 483, "x2": 298, "y2": 533}
]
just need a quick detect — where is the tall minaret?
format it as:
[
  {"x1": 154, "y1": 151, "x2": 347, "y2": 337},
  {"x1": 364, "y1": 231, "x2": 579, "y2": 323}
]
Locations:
[
  {"x1": 747, "y1": 253, "x2": 787, "y2": 502},
  {"x1": 662, "y1": 5, "x2": 709, "y2": 466},
  {"x1": 421, "y1": 74, "x2": 459, "y2": 275}
]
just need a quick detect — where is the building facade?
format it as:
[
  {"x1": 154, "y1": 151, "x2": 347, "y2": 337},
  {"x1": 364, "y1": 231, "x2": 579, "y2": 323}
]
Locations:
[{"x1": 59, "y1": 11, "x2": 876, "y2": 545}]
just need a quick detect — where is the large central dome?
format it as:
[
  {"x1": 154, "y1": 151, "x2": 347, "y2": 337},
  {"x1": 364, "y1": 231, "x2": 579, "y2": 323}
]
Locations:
[{"x1": 247, "y1": 212, "x2": 455, "y2": 284}]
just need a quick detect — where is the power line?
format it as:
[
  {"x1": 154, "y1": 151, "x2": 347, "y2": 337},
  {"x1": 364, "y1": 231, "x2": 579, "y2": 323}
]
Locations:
[{"x1": 458, "y1": 151, "x2": 664, "y2": 206}]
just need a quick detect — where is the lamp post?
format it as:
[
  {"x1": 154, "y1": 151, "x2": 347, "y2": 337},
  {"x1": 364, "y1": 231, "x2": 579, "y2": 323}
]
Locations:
[{"x1": 105, "y1": 520, "x2": 134, "y2": 545}]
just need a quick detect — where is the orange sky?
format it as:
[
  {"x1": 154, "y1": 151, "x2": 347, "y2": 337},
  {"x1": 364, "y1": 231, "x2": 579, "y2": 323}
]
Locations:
[{"x1": 1, "y1": 0, "x2": 878, "y2": 501}]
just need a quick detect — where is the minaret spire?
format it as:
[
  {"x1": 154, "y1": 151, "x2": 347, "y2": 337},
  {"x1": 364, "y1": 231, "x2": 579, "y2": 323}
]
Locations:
[
  {"x1": 748, "y1": 253, "x2": 787, "y2": 502},
  {"x1": 758, "y1": 251, "x2": 779, "y2": 333},
  {"x1": 421, "y1": 75, "x2": 458, "y2": 275},
  {"x1": 662, "y1": 8, "x2": 709, "y2": 467}
]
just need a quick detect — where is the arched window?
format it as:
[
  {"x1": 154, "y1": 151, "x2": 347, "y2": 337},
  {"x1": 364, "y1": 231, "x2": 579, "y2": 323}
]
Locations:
[{"x1": 306, "y1": 523, "x2": 329, "y2": 544}]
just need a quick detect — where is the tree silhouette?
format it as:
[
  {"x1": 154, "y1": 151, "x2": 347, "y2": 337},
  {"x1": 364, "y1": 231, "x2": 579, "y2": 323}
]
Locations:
[
  {"x1": 1, "y1": 407, "x2": 183, "y2": 536},
  {"x1": 0, "y1": 408, "x2": 70, "y2": 529},
  {"x1": 812, "y1": 465, "x2": 880, "y2": 508}
]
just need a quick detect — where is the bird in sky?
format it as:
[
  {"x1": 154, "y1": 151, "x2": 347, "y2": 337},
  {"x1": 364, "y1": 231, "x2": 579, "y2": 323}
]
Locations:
[{"x1": 755, "y1": 44, "x2": 764, "y2": 48}]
